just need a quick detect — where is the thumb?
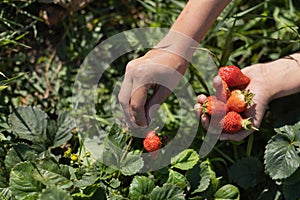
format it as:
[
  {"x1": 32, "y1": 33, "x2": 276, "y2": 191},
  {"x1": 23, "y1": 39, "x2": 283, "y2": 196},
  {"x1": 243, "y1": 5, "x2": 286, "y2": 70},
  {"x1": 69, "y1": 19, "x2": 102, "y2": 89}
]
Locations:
[{"x1": 213, "y1": 76, "x2": 229, "y2": 102}]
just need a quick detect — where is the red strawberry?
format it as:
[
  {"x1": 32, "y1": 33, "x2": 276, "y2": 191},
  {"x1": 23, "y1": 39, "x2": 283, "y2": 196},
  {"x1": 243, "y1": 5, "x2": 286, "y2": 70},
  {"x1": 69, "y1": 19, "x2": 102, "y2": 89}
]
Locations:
[
  {"x1": 143, "y1": 131, "x2": 162, "y2": 159},
  {"x1": 226, "y1": 89, "x2": 254, "y2": 113},
  {"x1": 218, "y1": 65, "x2": 250, "y2": 89},
  {"x1": 216, "y1": 80, "x2": 231, "y2": 102},
  {"x1": 201, "y1": 96, "x2": 228, "y2": 116},
  {"x1": 220, "y1": 111, "x2": 257, "y2": 134}
]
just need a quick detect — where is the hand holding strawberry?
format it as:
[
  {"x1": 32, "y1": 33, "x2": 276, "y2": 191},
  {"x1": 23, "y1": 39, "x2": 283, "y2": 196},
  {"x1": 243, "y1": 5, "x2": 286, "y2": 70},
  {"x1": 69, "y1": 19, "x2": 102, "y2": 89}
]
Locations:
[
  {"x1": 226, "y1": 89, "x2": 254, "y2": 113},
  {"x1": 195, "y1": 65, "x2": 265, "y2": 140}
]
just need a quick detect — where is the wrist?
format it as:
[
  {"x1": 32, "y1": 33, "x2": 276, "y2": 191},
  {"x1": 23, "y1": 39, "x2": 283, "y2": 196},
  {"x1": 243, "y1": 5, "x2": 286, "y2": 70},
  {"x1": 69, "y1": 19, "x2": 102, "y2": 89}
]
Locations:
[
  {"x1": 153, "y1": 30, "x2": 199, "y2": 62},
  {"x1": 144, "y1": 48, "x2": 190, "y2": 75},
  {"x1": 264, "y1": 53, "x2": 300, "y2": 101}
]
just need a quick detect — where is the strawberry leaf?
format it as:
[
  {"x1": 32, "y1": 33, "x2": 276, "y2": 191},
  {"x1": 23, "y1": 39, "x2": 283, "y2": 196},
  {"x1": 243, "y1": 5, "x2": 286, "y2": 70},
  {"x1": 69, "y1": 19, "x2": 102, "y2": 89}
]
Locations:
[
  {"x1": 149, "y1": 183, "x2": 185, "y2": 200},
  {"x1": 9, "y1": 162, "x2": 43, "y2": 199},
  {"x1": 48, "y1": 111, "x2": 75, "y2": 148},
  {"x1": 4, "y1": 143, "x2": 38, "y2": 172},
  {"x1": 166, "y1": 169, "x2": 188, "y2": 189},
  {"x1": 191, "y1": 160, "x2": 216, "y2": 194},
  {"x1": 9, "y1": 106, "x2": 48, "y2": 146},
  {"x1": 120, "y1": 152, "x2": 144, "y2": 176},
  {"x1": 213, "y1": 184, "x2": 240, "y2": 200},
  {"x1": 228, "y1": 157, "x2": 264, "y2": 189},
  {"x1": 129, "y1": 176, "x2": 155, "y2": 200},
  {"x1": 171, "y1": 149, "x2": 199, "y2": 171},
  {"x1": 37, "y1": 187, "x2": 73, "y2": 200},
  {"x1": 264, "y1": 122, "x2": 300, "y2": 180},
  {"x1": 282, "y1": 168, "x2": 300, "y2": 200}
]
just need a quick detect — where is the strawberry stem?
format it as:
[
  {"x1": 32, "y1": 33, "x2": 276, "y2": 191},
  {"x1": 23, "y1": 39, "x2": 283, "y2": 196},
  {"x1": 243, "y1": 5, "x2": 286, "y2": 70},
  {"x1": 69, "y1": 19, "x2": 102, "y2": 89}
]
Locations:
[{"x1": 242, "y1": 118, "x2": 259, "y2": 131}]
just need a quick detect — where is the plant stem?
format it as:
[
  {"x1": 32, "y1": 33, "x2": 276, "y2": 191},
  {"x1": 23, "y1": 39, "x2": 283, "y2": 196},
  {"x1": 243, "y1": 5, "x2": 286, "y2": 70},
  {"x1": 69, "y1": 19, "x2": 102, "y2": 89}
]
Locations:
[
  {"x1": 246, "y1": 133, "x2": 254, "y2": 157},
  {"x1": 214, "y1": 146, "x2": 235, "y2": 164}
]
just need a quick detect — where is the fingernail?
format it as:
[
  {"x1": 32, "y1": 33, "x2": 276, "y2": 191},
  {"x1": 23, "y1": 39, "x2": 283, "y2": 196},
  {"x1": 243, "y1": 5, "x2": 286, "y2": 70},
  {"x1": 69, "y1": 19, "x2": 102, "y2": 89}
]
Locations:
[
  {"x1": 194, "y1": 103, "x2": 201, "y2": 111},
  {"x1": 213, "y1": 75, "x2": 222, "y2": 83}
]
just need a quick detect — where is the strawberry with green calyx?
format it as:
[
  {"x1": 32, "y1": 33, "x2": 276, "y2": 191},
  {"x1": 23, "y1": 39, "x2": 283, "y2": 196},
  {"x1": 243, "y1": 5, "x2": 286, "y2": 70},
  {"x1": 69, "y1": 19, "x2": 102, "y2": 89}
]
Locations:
[
  {"x1": 220, "y1": 111, "x2": 258, "y2": 134},
  {"x1": 218, "y1": 65, "x2": 250, "y2": 89},
  {"x1": 201, "y1": 96, "x2": 228, "y2": 116},
  {"x1": 143, "y1": 129, "x2": 162, "y2": 159},
  {"x1": 226, "y1": 89, "x2": 254, "y2": 113}
]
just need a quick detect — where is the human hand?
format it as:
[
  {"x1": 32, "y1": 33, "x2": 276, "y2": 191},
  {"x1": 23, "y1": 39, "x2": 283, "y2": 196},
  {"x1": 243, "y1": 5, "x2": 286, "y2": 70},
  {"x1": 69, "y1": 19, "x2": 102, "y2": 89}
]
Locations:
[
  {"x1": 195, "y1": 64, "x2": 272, "y2": 141},
  {"x1": 118, "y1": 49, "x2": 189, "y2": 128}
]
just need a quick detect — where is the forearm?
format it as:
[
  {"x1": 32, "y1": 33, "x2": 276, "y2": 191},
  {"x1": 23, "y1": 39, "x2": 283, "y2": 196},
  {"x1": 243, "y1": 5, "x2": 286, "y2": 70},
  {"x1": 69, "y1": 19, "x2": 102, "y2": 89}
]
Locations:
[
  {"x1": 265, "y1": 53, "x2": 300, "y2": 101},
  {"x1": 155, "y1": 0, "x2": 231, "y2": 61},
  {"x1": 171, "y1": 0, "x2": 231, "y2": 42}
]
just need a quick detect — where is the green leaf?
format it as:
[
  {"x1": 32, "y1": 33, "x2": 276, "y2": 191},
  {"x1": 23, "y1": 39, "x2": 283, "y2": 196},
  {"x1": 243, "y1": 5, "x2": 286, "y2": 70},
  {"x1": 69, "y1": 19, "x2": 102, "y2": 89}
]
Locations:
[
  {"x1": 107, "y1": 124, "x2": 130, "y2": 149},
  {"x1": 228, "y1": 157, "x2": 264, "y2": 189},
  {"x1": 0, "y1": 85, "x2": 8, "y2": 91},
  {"x1": 49, "y1": 111, "x2": 75, "y2": 148},
  {"x1": 283, "y1": 183, "x2": 300, "y2": 200},
  {"x1": 219, "y1": 19, "x2": 236, "y2": 67},
  {"x1": 214, "y1": 184, "x2": 240, "y2": 200},
  {"x1": 31, "y1": 158, "x2": 72, "y2": 189},
  {"x1": 166, "y1": 169, "x2": 188, "y2": 189},
  {"x1": 74, "y1": 168, "x2": 98, "y2": 188},
  {"x1": 150, "y1": 184, "x2": 185, "y2": 200},
  {"x1": 120, "y1": 151, "x2": 144, "y2": 176},
  {"x1": 171, "y1": 149, "x2": 199, "y2": 170},
  {"x1": 264, "y1": 123, "x2": 300, "y2": 180},
  {"x1": 192, "y1": 161, "x2": 214, "y2": 194},
  {"x1": 9, "y1": 106, "x2": 48, "y2": 145},
  {"x1": 37, "y1": 187, "x2": 73, "y2": 200},
  {"x1": 9, "y1": 162, "x2": 43, "y2": 199},
  {"x1": 32, "y1": 168, "x2": 73, "y2": 190},
  {"x1": 5, "y1": 143, "x2": 38, "y2": 172},
  {"x1": 0, "y1": 72, "x2": 24, "y2": 87},
  {"x1": 282, "y1": 168, "x2": 300, "y2": 200},
  {"x1": 129, "y1": 176, "x2": 155, "y2": 200},
  {"x1": 0, "y1": 188, "x2": 13, "y2": 200}
]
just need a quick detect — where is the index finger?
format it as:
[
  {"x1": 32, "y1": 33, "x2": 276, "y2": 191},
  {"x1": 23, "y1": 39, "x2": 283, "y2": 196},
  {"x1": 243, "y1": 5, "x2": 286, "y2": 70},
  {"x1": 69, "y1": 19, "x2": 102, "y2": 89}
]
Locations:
[{"x1": 118, "y1": 73, "x2": 134, "y2": 127}]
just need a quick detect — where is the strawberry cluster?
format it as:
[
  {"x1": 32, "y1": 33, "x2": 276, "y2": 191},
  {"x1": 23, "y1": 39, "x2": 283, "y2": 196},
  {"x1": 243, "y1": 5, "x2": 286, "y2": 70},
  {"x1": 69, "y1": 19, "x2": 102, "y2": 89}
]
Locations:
[{"x1": 201, "y1": 65, "x2": 257, "y2": 134}]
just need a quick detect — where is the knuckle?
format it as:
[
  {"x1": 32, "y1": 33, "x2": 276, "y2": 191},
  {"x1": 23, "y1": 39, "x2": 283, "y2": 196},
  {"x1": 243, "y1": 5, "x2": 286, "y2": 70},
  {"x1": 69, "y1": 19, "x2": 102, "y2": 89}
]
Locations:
[
  {"x1": 126, "y1": 60, "x2": 138, "y2": 72},
  {"x1": 130, "y1": 102, "x2": 142, "y2": 113},
  {"x1": 118, "y1": 93, "x2": 124, "y2": 103},
  {"x1": 133, "y1": 66, "x2": 146, "y2": 79}
]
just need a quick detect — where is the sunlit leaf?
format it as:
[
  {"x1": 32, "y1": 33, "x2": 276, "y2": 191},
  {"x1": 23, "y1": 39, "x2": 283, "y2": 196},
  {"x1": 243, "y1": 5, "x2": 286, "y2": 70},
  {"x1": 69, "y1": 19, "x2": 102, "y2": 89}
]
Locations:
[
  {"x1": 214, "y1": 184, "x2": 240, "y2": 200},
  {"x1": 9, "y1": 106, "x2": 48, "y2": 145},
  {"x1": 9, "y1": 162, "x2": 43, "y2": 199},
  {"x1": 129, "y1": 176, "x2": 155, "y2": 200},
  {"x1": 150, "y1": 183, "x2": 185, "y2": 200},
  {"x1": 37, "y1": 187, "x2": 73, "y2": 200},
  {"x1": 264, "y1": 122, "x2": 300, "y2": 180},
  {"x1": 171, "y1": 149, "x2": 199, "y2": 170}
]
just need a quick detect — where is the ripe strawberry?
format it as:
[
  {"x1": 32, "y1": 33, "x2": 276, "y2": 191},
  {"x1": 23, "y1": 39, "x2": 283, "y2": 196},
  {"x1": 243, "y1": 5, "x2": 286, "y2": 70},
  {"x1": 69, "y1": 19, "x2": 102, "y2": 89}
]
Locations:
[
  {"x1": 218, "y1": 65, "x2": 250, "y2": 89},
  {"x1": 226, "y1": 89, "x2": 254, "y2": 113},
  {"x1": 201, "y1": 96, "x2": 228, "y2": 116},
  {"x1": 143, "y1": 131, "x2": 162, "y2": 159},
  {"x1": 216, "y1": 80, "x2": 231, "y2": 102},
  {"x1": 220, "y1": 111, "x2": 257, "y2": 134}
]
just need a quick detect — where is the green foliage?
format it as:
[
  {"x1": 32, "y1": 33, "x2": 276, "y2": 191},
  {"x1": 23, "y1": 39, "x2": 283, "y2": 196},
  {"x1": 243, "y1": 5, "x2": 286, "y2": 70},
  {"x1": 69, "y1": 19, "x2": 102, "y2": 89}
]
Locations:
[
  {"x1": 214, "y1": 184, "x2": 240, "y2": 200},
  {"x1": 9, "y1": 106, "x2": 74, "y2": 150},
  {"x1": 264, "y1": 122, "x2": 300, "y2": 180},
  {"x1": 129, "y1": 176, "x2": 155, "y2": 199},
  {"x1": 228, "y1": 157, "x2": 265, "y2": 189},
  {"x1": 171, "y1": 149, "x2": 200, "y2": 170}
]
